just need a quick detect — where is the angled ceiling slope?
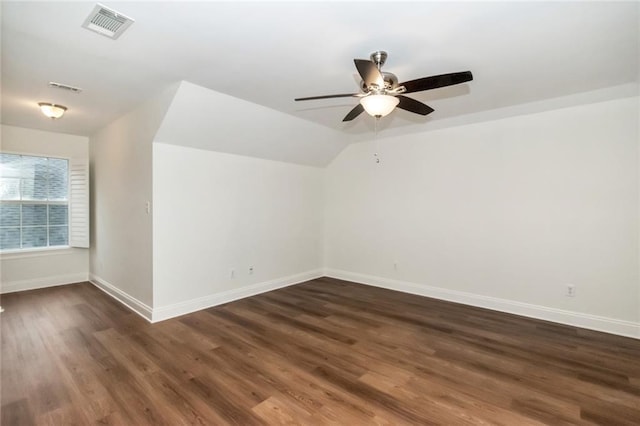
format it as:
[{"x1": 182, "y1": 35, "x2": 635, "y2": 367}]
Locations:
[{"x1": 154, "y1": 82, "x2": 348, "y2": 167}]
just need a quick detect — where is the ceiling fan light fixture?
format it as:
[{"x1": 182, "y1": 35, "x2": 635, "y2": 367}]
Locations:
[
  {"x1": 360, "y1": 94, "x2": 399, "y2": 118},
  {"x1": 38, "y1": 102, "x2": 67, "y2": 119}
]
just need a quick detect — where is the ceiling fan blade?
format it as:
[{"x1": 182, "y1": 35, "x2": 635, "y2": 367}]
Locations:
[
  {"x1": 342, "y1": 104, "x2": 364, "y2": 122},
  {"x1": 396, "y1": 95, "x2": 435, "y2": 116},
  {"x1": 400, "y1": 71, "x2": 473, "y2": 94},
  {"x1": 354, "y1": 59, "x2": 385, "y2": 88},
  {"x1": 295, "y1": 93, "x2": 359, "y2": 101}
]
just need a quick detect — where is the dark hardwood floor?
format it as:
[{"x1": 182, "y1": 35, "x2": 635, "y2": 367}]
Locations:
[{"x1": 2, "y1": 278, "x2": 640, "y2": 425}]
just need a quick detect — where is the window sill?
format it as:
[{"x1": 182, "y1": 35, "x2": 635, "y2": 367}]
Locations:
[{"x1": 0, "y1": 246, "x2": 84, "y2": 260}]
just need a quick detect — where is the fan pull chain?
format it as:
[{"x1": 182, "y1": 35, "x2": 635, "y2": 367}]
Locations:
[{"x1": 374, "y1": 116, "x2": 380, "y2": 164}]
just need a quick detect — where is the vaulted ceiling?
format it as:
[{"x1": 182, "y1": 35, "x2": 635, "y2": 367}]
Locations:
[{"x1": 2, "y1": 2, "x2": 638, "y2": 139}]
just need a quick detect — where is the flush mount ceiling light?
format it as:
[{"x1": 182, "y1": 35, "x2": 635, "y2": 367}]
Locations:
[
  {"x1": 360, "y1": 94, "x2": 400, "y2": 118},
  {"x1": 38, "y1": 103, "x2": 67, "y2": 119}
]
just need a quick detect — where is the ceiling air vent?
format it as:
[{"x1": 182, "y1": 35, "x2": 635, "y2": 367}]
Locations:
[
  {"x1": 82, "y1": 4, "x2": 134, "y2": 40},
  {"x1": 49, "y1": 82, "x2": 83, "y2": 93}
]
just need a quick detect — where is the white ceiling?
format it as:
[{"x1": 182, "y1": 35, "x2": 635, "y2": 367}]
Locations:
[{"x1": 2, "y1": 1, "x2": 638, "y2": 138}]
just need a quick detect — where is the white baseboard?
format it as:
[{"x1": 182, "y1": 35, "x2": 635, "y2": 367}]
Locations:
[
  {"x1": 152, "y1": 269, "x2": 324, "y2": 322},
  {"x1": 89, "y1": 274, "x2": 153, "y2": 322},
  {"x1": 0, "y1": 273, "x2": 88, "y2": 294},
  {"x1": 324, "y1": 269, "x2": 640, "y2": 340}
]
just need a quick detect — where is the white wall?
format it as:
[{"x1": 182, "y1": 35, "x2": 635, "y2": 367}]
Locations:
[
  {"x1": 89, "y1": 85, "x2": 178, "y2": 317},
  {"x1": 325, "y1": 96, "x2": 640, "y2": 337},
  {"x1": 0, "y1": 125, "x2": 89, "y2": 293},
  {"x1": 152, "y1": 142, "x2": 324, "y2": 320}
]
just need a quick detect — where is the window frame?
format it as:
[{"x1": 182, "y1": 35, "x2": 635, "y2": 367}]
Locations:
[{"x1": 0, "y1": 152, "x2": 72, "y2": 252}]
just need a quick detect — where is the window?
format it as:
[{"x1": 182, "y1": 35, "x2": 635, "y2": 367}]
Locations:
[{"x1": 0, "y1": 153, "x2": 70, "y2": 250}]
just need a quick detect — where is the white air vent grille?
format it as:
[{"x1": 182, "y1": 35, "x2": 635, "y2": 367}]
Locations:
[
  {"x1": 49, "y1": 82, "x2": 83, "y2": 93},
  {"x1": 82, "y1": 4, "x2": 134, "y2": 40}
]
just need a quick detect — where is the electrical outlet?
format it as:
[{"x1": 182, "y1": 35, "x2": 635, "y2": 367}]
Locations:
[
  {"x1": 249, "y1": 266, "x2": 254, "y2": 275},
  {"x1": 566, "y1": 284, "x2": 576, "y2": 297},
  {"x1": 393, "y1": 261, "x2": 399, "y2": 271},
  {"x1": 230, "y1": 269, "x2": 235, "y2": 279}
]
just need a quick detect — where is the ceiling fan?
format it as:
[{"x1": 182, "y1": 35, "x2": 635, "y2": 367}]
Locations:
[{"x1": 295, "y1": 51, "x2": 473, "y2": 122}]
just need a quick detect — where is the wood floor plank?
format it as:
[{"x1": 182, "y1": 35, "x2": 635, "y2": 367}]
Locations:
[
  {"x1": 2, "y1": 279, "x2": 640, "y2": 424},
  {"x1": 1, "y1": 399, "x2": 34, "y2": 425}
]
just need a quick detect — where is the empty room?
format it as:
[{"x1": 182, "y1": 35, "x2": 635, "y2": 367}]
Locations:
[{"x1": 1, "y1": 1, "x2": 639, "y2": 424}]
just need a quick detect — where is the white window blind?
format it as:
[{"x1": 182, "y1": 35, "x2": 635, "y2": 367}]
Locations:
[{"x1": 69, "y1": 159, "x2": 89, "y2": 248}]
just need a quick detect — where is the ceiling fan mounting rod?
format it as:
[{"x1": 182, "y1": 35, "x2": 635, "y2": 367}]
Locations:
[{"x1": 370, "y1": 51, "x2": 387, "y2": 70}]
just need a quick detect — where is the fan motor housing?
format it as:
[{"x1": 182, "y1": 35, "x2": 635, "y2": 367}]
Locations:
[{"x1": 361, "y1": 72, "x2": 399, "y2": 93}]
